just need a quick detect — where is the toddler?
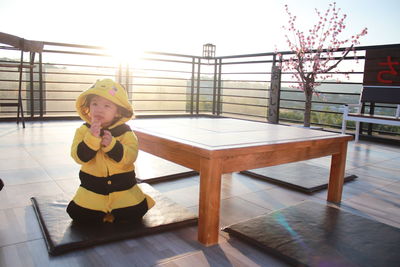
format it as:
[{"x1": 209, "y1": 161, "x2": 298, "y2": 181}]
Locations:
[{"x1": 67, "y1": 79, "x2": 155, "y2": 223}]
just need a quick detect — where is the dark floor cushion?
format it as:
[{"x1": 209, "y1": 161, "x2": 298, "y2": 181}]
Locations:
[
  {"x1": 223, "y1": 201, "x2": 400, "y2": 267},
  {"x1": 31, "y1": 183, "x2": 197, "y2": 255},
  {"x1": 241, "y1": 162, "x2": 357, "y2": 193}
]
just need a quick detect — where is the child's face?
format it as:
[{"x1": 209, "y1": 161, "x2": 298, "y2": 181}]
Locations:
[{"x1": 89, "y1": 95, "x2": 119, "y2": 127}]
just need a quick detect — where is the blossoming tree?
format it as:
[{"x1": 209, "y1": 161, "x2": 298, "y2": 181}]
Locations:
[{"x1": 278, "y1": 2, "x2": 368, "y2": 127}]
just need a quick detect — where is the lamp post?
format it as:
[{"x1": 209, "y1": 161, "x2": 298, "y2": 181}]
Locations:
[{"x1": 202, "y1": 43, "x2": 216, "y2": 64}]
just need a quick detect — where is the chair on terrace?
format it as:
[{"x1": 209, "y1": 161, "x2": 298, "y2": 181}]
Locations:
[{"x1": 0, "y1": 32, "x2": 44, "y2": 128}]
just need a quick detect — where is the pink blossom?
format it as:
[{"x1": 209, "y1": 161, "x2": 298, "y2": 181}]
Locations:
[{"x1": 279, "y1": 1, "x2": 367, "y2": 97}]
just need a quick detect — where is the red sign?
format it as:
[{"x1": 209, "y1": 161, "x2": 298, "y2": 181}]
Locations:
[{"x1": 363, "y1": 47, "x2": 400, "y2": 86}]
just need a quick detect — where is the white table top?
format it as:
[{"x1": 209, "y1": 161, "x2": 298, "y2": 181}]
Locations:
[{"x1": 129, "y1": 117, "x2": 346, "y2": 150}]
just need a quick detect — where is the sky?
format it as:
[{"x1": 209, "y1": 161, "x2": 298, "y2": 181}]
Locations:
[{"x1": 1, "y1": 0, "x2": 399, "y2": 57}]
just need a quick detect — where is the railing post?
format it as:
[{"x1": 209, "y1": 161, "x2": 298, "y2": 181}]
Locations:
[
  {"x1": 39, "y1": 52, "x2": 44, "y2": 118},
  {"x1": 17, "y1": 49, "x2": 25, "y2": 127},
  {"x1": 29, "y1": 52, "x2": 35, "y2": 118},
  {"x1": 117, "y1": 64, "x2": 123, "y2": 84},
  {"x1": 268, "y1": 54, "x2": 281, "y2": 124},
  {"x1": 212, "y1": 59, "x2": 218, "y2": 115},
  {"x1": 125, "y1": 63, "x2": 131, "y2": 102},
  {"x1": 216, "y1": 58, "x2": 222, "y2": 116},
  {"x1": 190, "y1": 58, "x2": 195, "y2": 115},
  {"x1": 196, "y1": 58, "x2": 201, "y2": 114}
]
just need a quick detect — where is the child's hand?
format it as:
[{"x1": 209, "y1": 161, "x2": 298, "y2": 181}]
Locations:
[
  {"x1": 101, "y1": 130, "x2": 112, "y2": 147},
  {"x1": 90, "y1": 118, "x2": 102, "y2": 137}
]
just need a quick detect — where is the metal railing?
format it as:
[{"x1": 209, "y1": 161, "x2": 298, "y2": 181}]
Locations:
[{"x1": 0, "y1": 40, "x2": 399, "y2": 142}]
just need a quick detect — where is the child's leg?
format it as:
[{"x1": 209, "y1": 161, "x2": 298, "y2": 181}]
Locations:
[
  {"x1": 67, "y1": 201, "x2": 106, "y2": 223},
  {"x1": 111, "y1": 199, "x2": 148, "y2": 223}
]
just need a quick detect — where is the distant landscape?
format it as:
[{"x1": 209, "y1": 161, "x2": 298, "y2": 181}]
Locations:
[{"x1": 1, "y1": 57, "x2": 398, "y2": 135}]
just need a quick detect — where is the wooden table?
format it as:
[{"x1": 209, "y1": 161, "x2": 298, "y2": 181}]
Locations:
[{"x1": 129, "y1": 117, "x2": 352, "y2": 246}]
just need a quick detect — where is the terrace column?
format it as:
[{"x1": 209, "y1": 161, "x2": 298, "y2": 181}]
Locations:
[{"x1": 268, "y1": 65, "x2": 281, "y2": 124}]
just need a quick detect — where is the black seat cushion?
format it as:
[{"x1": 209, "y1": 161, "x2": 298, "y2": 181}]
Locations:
[
  {"x1": 31, "y1": 183, "x2": 197, "y2": 255},
  {"x1": 223, "y1": 201, "x2": 400, "y2": 267}
]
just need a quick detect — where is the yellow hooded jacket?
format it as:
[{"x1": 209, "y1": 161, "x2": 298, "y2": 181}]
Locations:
[{"x1": 68, "y1": 79, "x2": 154, "y2": 222}]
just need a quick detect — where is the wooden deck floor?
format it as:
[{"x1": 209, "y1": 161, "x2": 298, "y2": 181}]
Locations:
[{"x1": 0, "y1": 120, "x2": 399, "y2": 267}]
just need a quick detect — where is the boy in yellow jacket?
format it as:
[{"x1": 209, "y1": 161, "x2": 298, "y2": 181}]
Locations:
[{"x1": 67, "y1": 79, "x2": 155, "y2": 223}]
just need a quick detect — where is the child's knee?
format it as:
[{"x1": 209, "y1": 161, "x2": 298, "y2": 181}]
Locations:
[
  {"x1": 112, "y1": 200, "x2": 149, "y2": 223},
  {"x1": 67, "y1": 201, "x2": 105, "y2": 223}
]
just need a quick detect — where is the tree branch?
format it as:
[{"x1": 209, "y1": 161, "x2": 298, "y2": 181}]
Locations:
[{"x1": 322, "y1": 44, "x2": 354, "y2": 73}]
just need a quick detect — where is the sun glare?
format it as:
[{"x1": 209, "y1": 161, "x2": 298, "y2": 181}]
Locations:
[{"x1": 105, "y1": 38, "x2": 146, "y2": 66}]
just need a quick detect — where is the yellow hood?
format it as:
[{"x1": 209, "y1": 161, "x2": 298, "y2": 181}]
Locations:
[{"x1": 76, "y1": 79, "x2": 134, "y2": 127}]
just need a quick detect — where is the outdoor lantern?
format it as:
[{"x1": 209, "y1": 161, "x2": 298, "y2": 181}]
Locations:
[{"x1": 203, "y1": 43, "x2": 216, "y2": 59}]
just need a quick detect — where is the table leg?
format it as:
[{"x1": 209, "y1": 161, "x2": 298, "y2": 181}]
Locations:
[
  {"x1": 198, "y1": 157, "x2": 222, "y2": 246},
  {"x1": 327, "y1": 141, "x2": 348, "y2": 203}
]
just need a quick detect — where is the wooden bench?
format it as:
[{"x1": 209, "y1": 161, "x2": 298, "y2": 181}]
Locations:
[{"x1": 341, "y1": 86, "x2": 400, "y2": 142}]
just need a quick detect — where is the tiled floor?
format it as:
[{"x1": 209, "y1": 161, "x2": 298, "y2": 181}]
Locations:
[{"x1": 0, "y1": 120, "x2": 399, "y2": 267}]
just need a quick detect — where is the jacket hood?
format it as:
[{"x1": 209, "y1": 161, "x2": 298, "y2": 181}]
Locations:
[{"x1": 76, "y1": 79, "x2": 134, "y2": 128}]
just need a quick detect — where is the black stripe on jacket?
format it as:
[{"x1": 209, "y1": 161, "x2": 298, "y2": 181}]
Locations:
[
  {"x1": 77, "y1": 141, "x2": 97, "y2": 162},
  {"x1": 106, "y1": 141, "x2": 123, "y2": 162},
  {"x1": 67, "y1": 197, "x2": 148, "y2": 223},
  {"x1": 79, "y1": 170, "x2": 137, "y2": 195}
]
